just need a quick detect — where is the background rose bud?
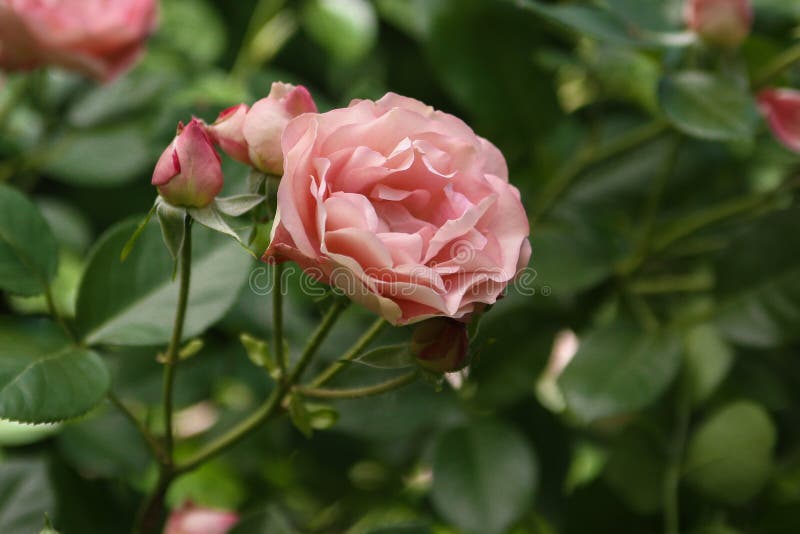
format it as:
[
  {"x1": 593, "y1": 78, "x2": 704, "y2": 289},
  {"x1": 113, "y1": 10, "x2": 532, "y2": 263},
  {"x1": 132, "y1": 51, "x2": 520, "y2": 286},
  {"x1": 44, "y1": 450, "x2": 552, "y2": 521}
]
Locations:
[
  {"x1": 412, "y1": 318, "x2": 469, "y2": 373},
  {"x1": 152, "y1": 119, "x2": 224, "y2": 208},
  {"x1": 209, "y1": 104, "x2": 251, "y2": 165},
  {"x1": 0, "y1": 0, "x2": 158, "y2": 81},
  {"x1": 243, "y1": 82, "x2": 317, "y2": 175},
  {"x1": 685, "y1": 0, "x2": 752, "y2": 48},
  {"x1": 164, "y1": 502, "x2": 238, "y2": 534},
  {"x1": 758, "y1": 89, "x2": 800, "y2": 152}
]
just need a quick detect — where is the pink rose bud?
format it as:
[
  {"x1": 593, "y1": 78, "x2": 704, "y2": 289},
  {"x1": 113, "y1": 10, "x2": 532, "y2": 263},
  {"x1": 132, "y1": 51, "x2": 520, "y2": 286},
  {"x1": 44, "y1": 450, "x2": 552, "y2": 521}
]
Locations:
[
  {"x1": 209, "y1": 104, "x2": 252, "y2": 166},
  {"x1": 152, "y1": 119, "x2": 224, "y2": 208},
  {"x1": 243, "y1": 82, "x2": 317, "y2": 175},
  {"x1": 164, "y1": 502, "x2": 238, "y2": 534},
  {"x1": 758, "y1": 89, "x2": 800, "y2": 152},
  {"x1": 0, "y1": 0, "x2": 158, "y2": 82},
  {"x1": 411, "y1": 318, "x2": 469, "y2": 373},
  {"x1": 685, "y1": 0, "x2": 752, "y2": 48}
]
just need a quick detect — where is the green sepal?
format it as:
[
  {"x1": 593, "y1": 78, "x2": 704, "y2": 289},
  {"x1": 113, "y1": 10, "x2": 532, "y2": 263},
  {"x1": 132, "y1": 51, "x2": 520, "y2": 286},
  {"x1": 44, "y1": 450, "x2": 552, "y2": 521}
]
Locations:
[
  {"x1": 215, "y1": 195, "x2": 265, "y2": 217},
  {"x1": 240, "y1": 332, "x2": 280, "y2": 379},
  {"x1": 188, "y1": 204, "x2": 257, "y2": 258},
  {"x1": 120, "y1": 198, "x2": 158, "y2": 262},
  {"x1": 352, "y1": 344, "x2": 415, "y2": 370},
  {"x1": 288, "y1": 393, "x2": 313, "y2": 438}
]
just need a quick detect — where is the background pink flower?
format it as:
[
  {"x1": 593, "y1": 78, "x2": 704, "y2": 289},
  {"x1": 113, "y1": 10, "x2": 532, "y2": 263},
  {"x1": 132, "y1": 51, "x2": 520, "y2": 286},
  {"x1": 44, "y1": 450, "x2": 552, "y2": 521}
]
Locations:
[{"x1": 0, "y1": 0, "x2": 157, "y2": 81}]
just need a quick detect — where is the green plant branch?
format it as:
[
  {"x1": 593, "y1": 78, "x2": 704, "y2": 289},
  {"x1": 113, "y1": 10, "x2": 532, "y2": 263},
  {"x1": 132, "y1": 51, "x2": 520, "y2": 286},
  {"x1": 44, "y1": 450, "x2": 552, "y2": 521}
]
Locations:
[
  {"x1": 531, "y1": 120, "x2": 669, "y2": 223},
  {"x1": 272, "y1": 262, "x2": 286, "y2": 378},
  {"x1": 175, "y1": 298, "x2": 348, "y2": 474},
  {"x1": 663, "y1": 378, "x2": 692, "y2": 534},
  {"x1": 617, "y1": 135, "x2": 683, "y2": 277},
  {"x1": 754, "y1": 41, "x2": 800, "y2": 89},
  {"x1": 44, "y1": 281, "x2": 76, "y2": 343},
  {"x1": 108, "y1": 392, "x2": 165, "y2": 465},
  {"x1": 296, "y1": 370, "x2": 419, "y2": 400},
  {"x1": 309, "y1": 317, "x2": 386, "y2": 388},
  {"x1": 161, "y1": 215, "x2": 193, "y2": 465}
]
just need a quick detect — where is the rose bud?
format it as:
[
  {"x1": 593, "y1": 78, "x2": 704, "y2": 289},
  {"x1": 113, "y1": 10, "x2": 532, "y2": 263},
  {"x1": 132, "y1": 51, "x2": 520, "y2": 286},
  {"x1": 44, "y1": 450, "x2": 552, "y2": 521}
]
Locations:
[
  {"x1": 411, "y1": 318, "x2": 469, "y2": 374},
  {"x1": 685, "y1": 0, "x2": 753, "y2": 48},
  {"x1": 243, "y1": 82, "x2": 317, "y2": 175},
  {"x1": 209, "y1": 103, "x2": 251, "y2": 165},
  {"x1": 164, "y1": 502, "x2": 238, "y2": 534},
  {"x1": 0, "y1": 0, "x2": 158, "y2": 82},
  {"x1": 757, "y1": 89, "x2": 800, "y2": 153},
  {"x1": 152, "y1": 119, "x2": 224, "y2": 208}
]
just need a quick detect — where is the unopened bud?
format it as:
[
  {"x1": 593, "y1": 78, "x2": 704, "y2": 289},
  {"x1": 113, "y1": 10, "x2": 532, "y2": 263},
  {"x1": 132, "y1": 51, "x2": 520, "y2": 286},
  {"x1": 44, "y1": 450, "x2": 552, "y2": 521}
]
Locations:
[
  {"x1": 152, "y1": 119, "x2": 224, "y2": 208},
  {"x1": 411, "y1": 318, "x2": 469, "y2": 373},
  {"x1": 758, "y1": 88, "x2": 800, "y2": 153},
  {"x1": 685, "y1": 0, "x2": 752, "y2": 48}
]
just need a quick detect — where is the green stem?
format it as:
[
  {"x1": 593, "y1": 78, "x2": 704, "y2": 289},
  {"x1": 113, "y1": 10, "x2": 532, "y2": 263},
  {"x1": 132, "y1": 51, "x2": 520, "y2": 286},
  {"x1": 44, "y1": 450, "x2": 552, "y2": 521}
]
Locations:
[
  {"x1": 664, "y1": 379, "x2": 692, "y2": 534},
  {"x1": 229, "y1": 0, "x2": 281, "y2": 81},
  {"x1": 176, "y1": 299, "x2": 348, "y2": 474},
  {"x1": 618, "y1": 135, "x2": 682, "y2": 277},
  {"x1": 754, "y1": 41, "x2": 800, "y2": 89},
  {"x1": 135, "y1": 216, "x2": 193, "y2": 534},
  {"x1": 309, "y1": 317, "x2": 386, "y2": 387},
  {"x1": 162, "y1": 215, "x2": 193, "y2": 465},
  {"x1": 272, "y1": 262, "x2": 286, "y2": 378},
  {"x1": 44, "y1": 281, "x2": 75, "y2": 343},
  {"x1": 531, "y1": 120, "x2": 668, "y2": 223},
  {"x1": 296, "y1": 371, "x2": 419, "y2": 400},
  {"x1": 108, "y1": 392, "x2": 165, "y2": 464}
]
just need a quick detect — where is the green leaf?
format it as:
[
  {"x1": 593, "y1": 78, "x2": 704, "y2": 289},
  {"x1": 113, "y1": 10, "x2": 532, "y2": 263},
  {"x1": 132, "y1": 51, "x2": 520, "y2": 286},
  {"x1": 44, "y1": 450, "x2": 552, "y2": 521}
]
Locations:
[
  {"x1": 431, "y1": 421, "x2": 538, "y2": 534},
  {"x1": 41, "y1": 125, "x2": 154, "y2": 186},
  {"x1": 160, "y1": 0, "x2": 227, "y2": 64},
  {"x1": 76, "y1": 218, "x2": 252, "y2": 346},
  {"x1": 715, "y1": 208, "x2": 800, "y2": 347},
  {"x1": 0, "y1": 419, "x2": 60, "y2": 447},
  {"x1": 156, "y1": 199, "x2": 187, "y2": 261},
  {"x1": 520, "y1": 1, "x2": 641, "y2": 45},
  {"x1": 229, "y1": 505, "x2": 295, "y2": 534},
  {"x1": 215, "y1": 195, "x2": 265, "y2": 217},
  {"x1": 353, "y1": 344, "x2": 415, "y2": 370},
  {"x1": 288, "y1": 393, "x2": 313, "y2": 438},
  {"x1": 685, "y1": 401, "x2": 776, "y2": 504},
  {"x1": 0, "y1": 458, "x2": 56, "y2": 534},
  {"x1": 0, "y1": 318, "x2": 110, "y2": 423},
  {"x1": 559, "y1": 319, "x2": 682, "y2": 423},
  {"x1": 0, "y1": 184, "x2": 58, "y2": 296},
  {"x1": 302, "y1": 0, "x2": 378, "y2": 63},
  {"x1": 659, "y1": 71, "x2": 758, "y2": 141},
  {"x1": 684, "y1": 324, "x2": 733, "y2": 405},
  {"x1": 240, "y1": 333, "x2": 278, "y2": 375},
  {"x1": 603, "y1": 426, "x2": 666, "y2": 514}
]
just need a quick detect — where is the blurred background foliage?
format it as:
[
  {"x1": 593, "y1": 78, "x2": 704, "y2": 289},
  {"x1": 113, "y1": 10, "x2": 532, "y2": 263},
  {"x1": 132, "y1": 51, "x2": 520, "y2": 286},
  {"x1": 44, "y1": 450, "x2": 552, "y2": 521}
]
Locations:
[{"x1": 2, "y1": 0, "x2": 800, "y2": 533}]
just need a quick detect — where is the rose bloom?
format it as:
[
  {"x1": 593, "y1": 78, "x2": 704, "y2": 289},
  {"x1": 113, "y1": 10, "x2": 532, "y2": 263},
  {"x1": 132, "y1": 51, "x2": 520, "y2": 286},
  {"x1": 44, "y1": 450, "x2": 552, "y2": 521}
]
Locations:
[
  {"x1": 0, "y1": 0, "x2": 157, "y2": 81},
  {"x1": 264, "y1": 93, "x2": 531, "y2": 325},
  {"x1": 685, "y1": 0, "x2": 752, "y2": 48},
  {"x1": 758, "y1": 89, "x2": 800, "y2": 153},
  {"x1": 164, "y1": 502, "x2": 238, "y2": 534}
]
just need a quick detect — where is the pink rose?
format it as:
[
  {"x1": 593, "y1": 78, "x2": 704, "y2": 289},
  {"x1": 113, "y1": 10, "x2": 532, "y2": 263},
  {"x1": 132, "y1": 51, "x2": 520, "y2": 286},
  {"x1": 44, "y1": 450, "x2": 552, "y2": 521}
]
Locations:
[
  {"x1": 211, "y1": 82, "x2": 317, "y2": 174},
  {"x1": 685, "y1": 0, "x2": 752, "y2": 48},
  {"x1": 264, "y1": 93, "x2": 531, "y2": 325},
  {"x1": 164, "y1": 502, "x2": 238, "y2": 534},
  {"x1": 152, "y1": 119, "x2": 224, "y2": 208},
  {"x1": 0, "y1": 0, "x2": 157, "y2": 81},
  {"x1": 758, "y1": 88, "x2": 800, "y2": 152}
]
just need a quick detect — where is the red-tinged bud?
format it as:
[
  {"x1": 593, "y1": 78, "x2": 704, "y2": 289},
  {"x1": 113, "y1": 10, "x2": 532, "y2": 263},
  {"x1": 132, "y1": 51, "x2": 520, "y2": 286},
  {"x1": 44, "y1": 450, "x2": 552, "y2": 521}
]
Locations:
[
  {"x1": 411, "y1": 318, "x2": 469, "y2": 373},
  {"x1": 685, "y1": 0, "x2": 753, "y2": 48},
  {"x1": 164, "y1": 502, "x2": 238, "y2": 534},
  {"x1": 758, "y1": 89, "x2": 800, "y2": 153},
  {"x1": 209, "y1": 103, "x2": 251, "y2": 165},
  {"x1": 243, "y1": 82, "x2": 317, "y2": 175},
  {"x1": 152, "y1": 119, "x2": 223, "y2": 208}
]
